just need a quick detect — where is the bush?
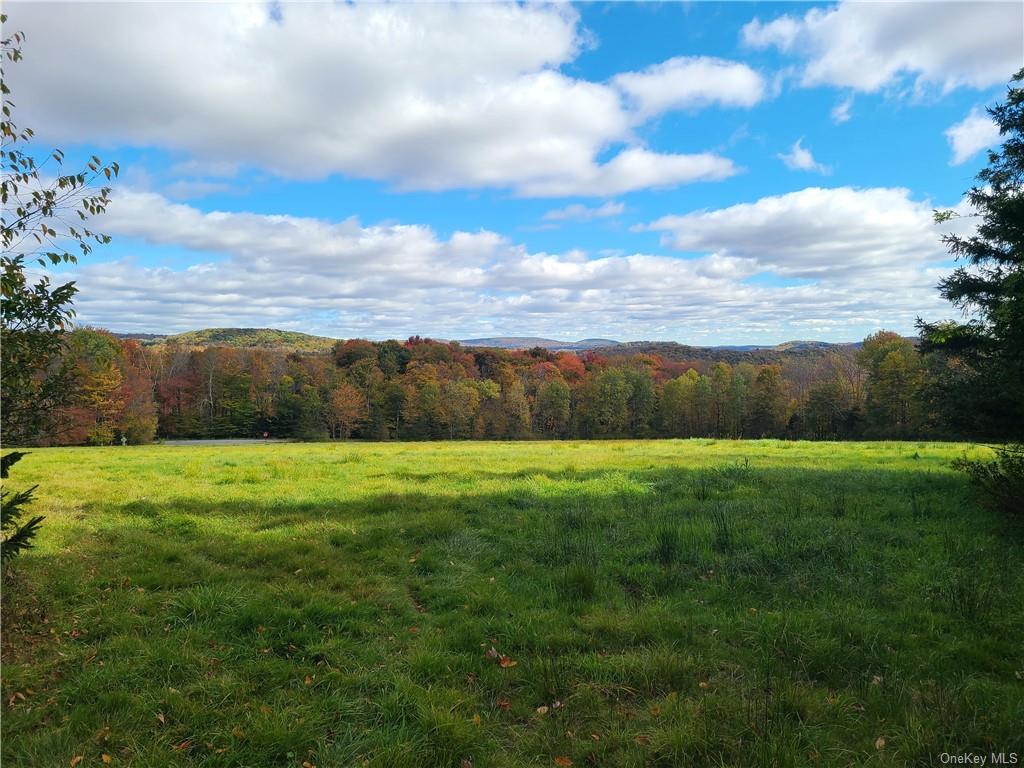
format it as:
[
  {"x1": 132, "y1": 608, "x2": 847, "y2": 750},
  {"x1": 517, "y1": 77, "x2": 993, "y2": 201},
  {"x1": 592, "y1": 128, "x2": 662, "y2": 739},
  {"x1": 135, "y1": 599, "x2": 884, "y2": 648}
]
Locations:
[
  {"x1": 1, "y1": 452, "x2": 44, "y2": 566},
  {"x1": 952, "y1": 445, "x2": 1024, "y2": 517}
]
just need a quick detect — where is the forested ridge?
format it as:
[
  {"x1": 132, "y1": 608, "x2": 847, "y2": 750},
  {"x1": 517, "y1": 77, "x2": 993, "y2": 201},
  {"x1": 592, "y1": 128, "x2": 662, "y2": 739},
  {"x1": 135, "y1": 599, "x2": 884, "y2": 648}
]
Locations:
[{"x1": 28, "y1": 327, "x2": 962, "y2": 445}]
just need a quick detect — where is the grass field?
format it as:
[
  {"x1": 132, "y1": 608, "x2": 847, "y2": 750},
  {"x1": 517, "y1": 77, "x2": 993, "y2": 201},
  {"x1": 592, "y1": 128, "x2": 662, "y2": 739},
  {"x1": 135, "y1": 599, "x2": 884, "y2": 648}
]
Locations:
[{"x1": 2, "y1": 440, "x2": 1022, "y2": 767}]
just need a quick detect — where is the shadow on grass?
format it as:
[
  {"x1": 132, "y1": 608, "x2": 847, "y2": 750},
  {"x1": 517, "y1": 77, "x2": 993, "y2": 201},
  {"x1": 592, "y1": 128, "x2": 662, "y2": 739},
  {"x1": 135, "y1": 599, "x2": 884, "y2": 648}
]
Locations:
[{"x1": 5, "y1": 462, "x2": 1024, "y2": 768}]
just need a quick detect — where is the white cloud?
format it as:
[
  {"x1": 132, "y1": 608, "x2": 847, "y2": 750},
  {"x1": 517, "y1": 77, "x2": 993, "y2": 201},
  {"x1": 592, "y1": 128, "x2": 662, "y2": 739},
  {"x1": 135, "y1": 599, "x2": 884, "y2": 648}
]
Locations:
[
  {"x1": 612, "y1": 56, "x2": 765, "y2": 117},
  {"x1": 945, "y1": 107, "x2": 1002, "y2": 165},
  {"x1": 831, "y1": 95, "x2": 853, "y2": 124},
  {"x1": 742, "y1": 1, "x2": 1022, "y2": 93},
  {"x1": 6, "y1": 2, "x2": 738, "y2": 197},
  {"x1": 643, "y1": 186, "x2": 962, "y2": 279},
  {"x1": 519, "y1": 148, "x2": 737, "y2": 198},
  {"x1": 542, "y1": 201, "x2": 625, "y2": 223},
  {"x1": 777, "y1": 139, "x2": 830, "y2": 174},
  {"x1": 62, "y1": 188, "x2": 961, "y2": 342}
]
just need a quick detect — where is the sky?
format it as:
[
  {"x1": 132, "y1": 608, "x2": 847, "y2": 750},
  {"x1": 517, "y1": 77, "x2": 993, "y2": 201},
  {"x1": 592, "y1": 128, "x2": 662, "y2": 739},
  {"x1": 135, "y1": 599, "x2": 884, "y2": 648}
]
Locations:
[{"x1": 6, "y1": 1, "x2": 1023, "y2": 344}]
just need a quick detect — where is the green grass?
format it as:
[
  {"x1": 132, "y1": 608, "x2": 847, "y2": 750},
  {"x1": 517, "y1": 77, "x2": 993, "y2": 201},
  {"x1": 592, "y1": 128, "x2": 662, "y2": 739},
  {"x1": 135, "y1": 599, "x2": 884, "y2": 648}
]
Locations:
[{"x1": 2, "y1": 440, "x2": 1022, "y2": 767}]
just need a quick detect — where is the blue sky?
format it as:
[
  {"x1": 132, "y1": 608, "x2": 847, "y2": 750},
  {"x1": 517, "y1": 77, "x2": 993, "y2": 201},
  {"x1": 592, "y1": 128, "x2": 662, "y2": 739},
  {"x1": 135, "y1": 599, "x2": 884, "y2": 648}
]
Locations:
[{"x1": 8, "y1": 1, "x2": 1022, "y2": 343}]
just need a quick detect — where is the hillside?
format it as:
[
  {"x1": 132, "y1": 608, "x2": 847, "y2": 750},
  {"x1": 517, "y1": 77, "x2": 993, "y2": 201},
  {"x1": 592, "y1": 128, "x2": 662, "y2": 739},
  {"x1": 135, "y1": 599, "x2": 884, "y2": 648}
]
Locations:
[
  {"x1": 459, "y1": 337, "x2": 620, "y2": 351},
  {"x1": 119, "y1": 327, "x2": 338, "y2": 353},
  {"x1": 114, "y1": 327, "x2": 878, "y2": 360},
  {"x1": 594, "y1": 340, "x2": 858, "y2": 364}
]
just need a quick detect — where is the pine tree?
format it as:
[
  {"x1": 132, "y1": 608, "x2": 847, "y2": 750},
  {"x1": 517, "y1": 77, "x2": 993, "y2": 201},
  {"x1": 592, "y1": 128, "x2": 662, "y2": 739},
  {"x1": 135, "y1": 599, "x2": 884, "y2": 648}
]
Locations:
[
  {"x1": 919, "y1": 68, "x2": 1024, "y2": 439},
  {"x1": 1, "y1": 452, "x2": 44, "y2": 564}
]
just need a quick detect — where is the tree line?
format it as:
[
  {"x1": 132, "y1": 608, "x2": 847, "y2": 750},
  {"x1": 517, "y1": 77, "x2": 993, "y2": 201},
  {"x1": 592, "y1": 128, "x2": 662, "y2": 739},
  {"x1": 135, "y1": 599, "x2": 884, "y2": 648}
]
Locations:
[{"x1": 23, "y1": 326, "x2": 964, "y2": 445}]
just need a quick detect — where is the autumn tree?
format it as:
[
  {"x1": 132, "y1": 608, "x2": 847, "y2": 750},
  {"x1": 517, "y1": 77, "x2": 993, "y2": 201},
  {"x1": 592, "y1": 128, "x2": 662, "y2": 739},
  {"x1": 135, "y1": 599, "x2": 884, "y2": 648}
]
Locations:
[
  {"x1": 118, "y1": 340, "x2": 158, "y2": 443},
  {"x1": 662, "y1": 369, "x2": 699, "y2": 437},
  {"x1": 327, "y1": 380, "x2": 367, "y2": 439},
  {"x1": 857, "y1": 331, "x2": 924, "y2": 438},
  {"x1": 1, "y1": 17, "x2": 119, "y2": 446},
  {"x1": 439, "y1": 379, "x2": 481, "y2": 439},
  {"x1": 1, "y1": 18, "x2": 119, "y2": 568}
]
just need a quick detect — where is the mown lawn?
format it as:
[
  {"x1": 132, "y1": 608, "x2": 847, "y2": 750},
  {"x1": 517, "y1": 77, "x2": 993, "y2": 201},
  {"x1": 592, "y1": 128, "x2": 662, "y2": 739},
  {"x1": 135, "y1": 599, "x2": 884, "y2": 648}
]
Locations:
[{"x1": 2, "y1": 440, "x2": 1022, "y2": 767}]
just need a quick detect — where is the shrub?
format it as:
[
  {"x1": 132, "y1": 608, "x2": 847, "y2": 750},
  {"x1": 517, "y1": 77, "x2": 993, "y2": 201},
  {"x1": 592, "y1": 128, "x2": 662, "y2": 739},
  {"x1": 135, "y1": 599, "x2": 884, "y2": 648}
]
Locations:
[
  {"x1": 952, "y1": 444, "x2": 1024, "y2": 517},
  {"x1": 1, "y1": 452, "x2": 44, "y2": 566}
]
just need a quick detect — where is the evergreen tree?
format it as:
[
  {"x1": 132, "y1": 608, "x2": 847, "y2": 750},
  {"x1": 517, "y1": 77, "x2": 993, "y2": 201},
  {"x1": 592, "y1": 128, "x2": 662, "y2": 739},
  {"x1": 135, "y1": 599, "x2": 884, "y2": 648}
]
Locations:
[
  {"x1": 919, "y1": 69, "x2": 1024, "y2": 439},
  {"x1": 1, "y1": 452, "x2": 44, "y2": 564}
]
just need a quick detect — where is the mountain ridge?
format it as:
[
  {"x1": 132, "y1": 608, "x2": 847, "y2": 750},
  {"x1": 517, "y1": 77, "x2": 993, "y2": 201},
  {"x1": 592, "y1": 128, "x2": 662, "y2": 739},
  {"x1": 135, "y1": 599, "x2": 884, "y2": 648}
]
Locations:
[{"x1": 113, "y1": 327, "x2": 876, "y2": 357}]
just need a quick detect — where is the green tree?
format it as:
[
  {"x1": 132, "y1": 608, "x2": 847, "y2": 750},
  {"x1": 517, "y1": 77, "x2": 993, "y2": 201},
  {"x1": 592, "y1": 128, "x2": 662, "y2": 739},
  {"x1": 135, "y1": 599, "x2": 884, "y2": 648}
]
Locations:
[
  {"x1": 801, "y1": 380, "x2": 849, "y2": 440},
  {"x1": 1, "y1": 18, "x2": 119, "y2": 446},
  {"x1": 1, "y1": 452, "x2": 43, "y2": 565},
  {"x1": 709, "y1": 363, "x2": 733, "y2": 436},
  {"x1": 501, "y1": 379, "x2": 531, "y2": 438},
  {"x1": 624, "y1": 367, "x2": 657, "y2": 436},
  {"x1": 662, "y1": 369, "x2": 699, "y2": 437},
  {"x1": 578, "y1": 368, "x2": 630, "y2": 437},
  {"x1": 748, "y1": 366, "x2": 787, "y2": 438},
  {"x1": 857, "y1": 331, "x2": 924, "y2": 438},
  {"x1": 535, "y1": 378, "x2": 571, "y2": 437},
  {"x1": 439, "y1": 379, "x2": 481, "y2": 439},
  {"x1": 919, "y1": 68, "x2": 1024, "y2": 439}
]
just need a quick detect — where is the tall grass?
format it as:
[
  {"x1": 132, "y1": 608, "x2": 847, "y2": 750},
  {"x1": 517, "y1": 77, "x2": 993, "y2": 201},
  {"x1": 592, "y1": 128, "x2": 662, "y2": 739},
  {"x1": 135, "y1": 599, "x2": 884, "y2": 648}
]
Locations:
[{"x1": 2, "y1": 439, "x2": 1020, "y2": 767}]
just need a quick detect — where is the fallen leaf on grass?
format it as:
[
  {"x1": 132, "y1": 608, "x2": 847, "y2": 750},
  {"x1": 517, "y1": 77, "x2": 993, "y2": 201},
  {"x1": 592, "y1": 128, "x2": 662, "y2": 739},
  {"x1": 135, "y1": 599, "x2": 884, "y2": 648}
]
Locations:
[
  {"x1": 156, "y1": 712, "x2": 166, "y2": 725},
  {"x1": 634, "y1": 735, "x2": 651, "y2": 746},
  {"x1": 875, "y1": 737, "x2": 886, "y2": 750},
  {"x1": 496, "y1": 697, "x2": 511, "y2": 711},
  {"x1": 554, "y1": 758, "x2": 573, "y2": 767},
  {"x1": 101, "y1": 755, "x2": 112, "y2": 764},
  {"x1": 498, "y1": 655, "x2": 517, "y2": 668},
  {"x1": 698, "y1": 681, "x2": 710, "y2": 690},
  {"x1": 304, "y1": 675, "x2": 314, "y2": 686},
  {"x1": 536, "y1": 706, "x2": 549, "y2": 715},
  {"x1": 70, "y1": 757, "x2": 83, "y2": 767},
  {"x1": 231, "y1": 727, "x2": 246, "y2": 739},
  {"x1": 172, "y1": 740, "x2": 191, "y2": 751}
]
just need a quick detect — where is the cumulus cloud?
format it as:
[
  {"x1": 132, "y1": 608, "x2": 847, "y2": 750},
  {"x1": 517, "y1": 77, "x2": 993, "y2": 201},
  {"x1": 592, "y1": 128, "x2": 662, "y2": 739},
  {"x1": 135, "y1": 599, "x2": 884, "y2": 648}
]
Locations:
[
  {"x1": 62, "y1": 188, "x2": 959, "y2": 341},
  {"x1": 519, "y1": 148, "x2": 737, "y2": 197},
  {"x1": 642, "y1": 186, "x2": 963, "y2": 279},
  {"x1": 742, "y1": 1, "x2": 1022, "y2": 93},
  {"x1": 612, "y1": 56, "x2": 765, "y2": 117},
  {"x1": 6, "y1": 2, "x2": 739, "y2": 197},
  {"x1": 945, "y1": 108, "x2": 1002, "y2": 165},
  {"x1": 542, "y1": 201, "x2": 625, "y2": 223},
  {"x1": 777, "y1": 139, "x2": 830, "y2": 174}
]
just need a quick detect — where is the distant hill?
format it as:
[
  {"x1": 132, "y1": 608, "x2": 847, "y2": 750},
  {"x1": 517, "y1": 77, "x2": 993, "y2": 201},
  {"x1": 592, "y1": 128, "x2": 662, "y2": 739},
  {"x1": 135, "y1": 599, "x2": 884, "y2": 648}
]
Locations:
[
  {"x1": 459, "y1": 337, "x2": 621, "y2": 351},
  {"x1": 117, "y1": 328, "x2": 338, "y2": 353},
  {"x1": 594, "y1": 340, "x2": 860, "y2": 364},
  {"x1": 112, "y1": 327, "x2": 884, "y2": 360}
]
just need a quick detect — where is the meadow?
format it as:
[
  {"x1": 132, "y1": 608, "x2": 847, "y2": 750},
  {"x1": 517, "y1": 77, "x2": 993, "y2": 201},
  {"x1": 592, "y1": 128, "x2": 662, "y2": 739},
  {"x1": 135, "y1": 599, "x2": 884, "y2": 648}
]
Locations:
[{"x1": 2, "y1": 440, "x2": 1022, "y2": 767}]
